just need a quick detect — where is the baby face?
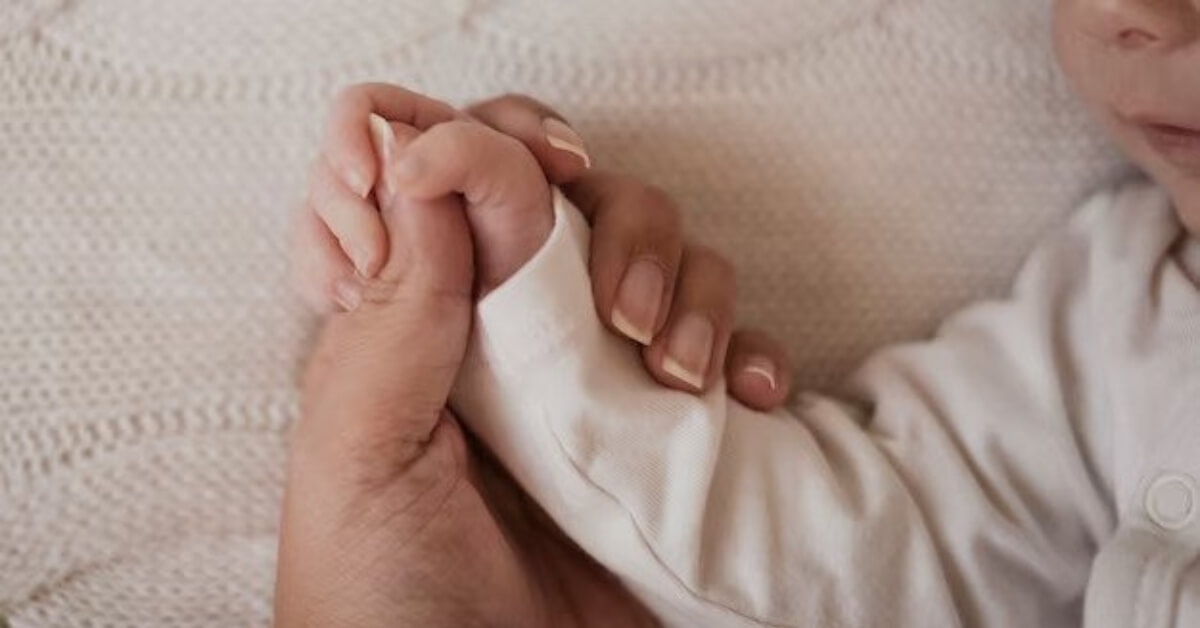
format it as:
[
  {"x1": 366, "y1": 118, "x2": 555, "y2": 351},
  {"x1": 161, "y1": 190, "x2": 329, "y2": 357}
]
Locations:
[{"x1": 1054, "y1": 0, "x2": 1200, "y2": 228}]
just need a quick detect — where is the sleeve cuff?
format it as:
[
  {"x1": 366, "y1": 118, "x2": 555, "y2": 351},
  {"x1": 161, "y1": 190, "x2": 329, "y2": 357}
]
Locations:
[{"x1": 472, "y1": 186, "x2": 599, "y2": 378}]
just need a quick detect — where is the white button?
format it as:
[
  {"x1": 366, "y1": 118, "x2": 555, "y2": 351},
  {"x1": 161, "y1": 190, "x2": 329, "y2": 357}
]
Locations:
[{"x1": 1145, "y1": 473, "x2": 1197, "y2": 531}]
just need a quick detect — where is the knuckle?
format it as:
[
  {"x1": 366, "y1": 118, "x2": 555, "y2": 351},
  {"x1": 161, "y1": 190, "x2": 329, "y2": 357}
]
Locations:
[
  {"x1": 495, "y1": 92, "x2": 537, "y2": 109},
  {"x1": 598, "y1": 173, "x2": 644, "y2": 199},
  {"x1": 733, "y1": 329, "x2": 768, "y2": 355},
  {"x1": 739, "y1": 328, "x2": 774, "y2": 348},
  {"x1": 328, "y1": 86, "x2": 356, "y2": 111},
  {"x1": 568, "y1": 168, "x2": 624, "y2": 193},
  {"x1": 574, "y1": 169, "x2": 621, "y2": 189},
  {"x1": 330, "y1": 83, "x2": 373, "y2": 114},
  {"x1": 566, "y1": 170, "x2": 619, "y2": 205},
  {"x1": 489, "y1": 125, "x2": 529, "y2": 154},
  {"x1": 494, "y1": 92, "x2": 553, "y2": 118},
  {"x1": 427, "y1": 118, "x2": 469, "y2": 139},
  {"x1": 420, "y1": 121, "x2": 475, "y2": 160},
  {"x1": 639, "y1": 185, "x2": 683, "y2": 226},
  {"x1": 431, "y1": 120, "x2": 530, "y2": 170},
  {"x1": 638, "y1": 183, "x2": 672, "y2": 207},
  {"x1": 477, "y1": 124, "x2": 536, "y2": 168},
  {"x1": 691, "y1": 245, "x2": 736, "y2": 281},
  {"x1": 432, "y1": 119, "x2": 490, "y2": 148},
  {"x1": 609, "y1": 179, "x2": 682, "y2": 225},
  {"x1": 628, "y1": 181, "x2": 667, "y2": 210}
]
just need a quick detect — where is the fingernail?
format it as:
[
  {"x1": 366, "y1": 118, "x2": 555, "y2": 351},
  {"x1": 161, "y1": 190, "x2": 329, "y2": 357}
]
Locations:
[
  {"x1": 344, "y1": 168, "x2": 370, "y2": 199},
  {"x1": 543, "y1": 118, "x2": 591, "y2": 168},
  {"x1": 349, "y1": 246, "x2": 373, "y2": 278},
  {"x1": 662, "y1": 314, "x2": 714, "y2": 390},
  {"x1": 741, "y1": 355, "x2": 778, "y2": 391},
  {"x1": 611, "y1": 259, "x2": 665, "y2": 345},
  {"x1": 334, "y1": 279, "x2": 362, "y2": 311},
  {"x1": 367, "y1": 113, "x2": 395, "y2": 202},
  {"x1": 367, "y1": 113, "x2": 395, "y2": 163}
]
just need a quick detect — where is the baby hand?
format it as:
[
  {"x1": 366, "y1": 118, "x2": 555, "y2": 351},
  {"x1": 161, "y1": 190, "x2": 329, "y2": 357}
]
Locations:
[
  {"x1": 293, "y1": 83, "x2": 559, "y2": 308},
  {"x1": 371, "y1": 112, "x2": 555, "y2": 296},
  {"x1": 293, "y1": 84, "x2": 794, "y2": 410},
  {"x1": 292, "y1": 84, "x2": 460, "y2": 310}
]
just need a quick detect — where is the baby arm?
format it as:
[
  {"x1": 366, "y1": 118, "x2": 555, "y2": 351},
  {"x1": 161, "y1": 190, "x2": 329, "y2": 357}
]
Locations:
[
  {"x1": 448, "y1": 184, "x2": 1117, "y2": 625},
  {"x1": 295, "y1": 83, "x2": 1113, "y2": 626}
]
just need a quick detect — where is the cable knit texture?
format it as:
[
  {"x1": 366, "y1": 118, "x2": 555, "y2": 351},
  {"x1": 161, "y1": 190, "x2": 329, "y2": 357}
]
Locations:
[{"x1": 0, "y1": 0, "x2": 1126, "y2": 625}]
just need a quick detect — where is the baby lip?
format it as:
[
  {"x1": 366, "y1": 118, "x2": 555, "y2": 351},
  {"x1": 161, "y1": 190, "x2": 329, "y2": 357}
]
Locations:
[
  {"x1": 1125, "y1": 112, "x2": 1200, "y2": 172},
  {"x1": 1146, "y1": 123, "x2": 1200, "y2": 147},
  {"x1": 1146, "y1": 121, "x2": 1200, "y2": 137},
  {"x1": 1125, "y1": 111, "x2": 1200, "y2": 136}
]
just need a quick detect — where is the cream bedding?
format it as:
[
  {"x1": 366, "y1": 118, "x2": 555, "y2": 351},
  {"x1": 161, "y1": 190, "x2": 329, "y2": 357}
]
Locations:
[{"x1": 0, "y1": 0, "x2": 1124, "y2": 624}]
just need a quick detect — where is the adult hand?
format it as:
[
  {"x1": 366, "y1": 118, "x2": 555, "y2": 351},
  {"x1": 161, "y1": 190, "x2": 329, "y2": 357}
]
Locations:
[
  {"x1": 295, "y1": 84, "x2": 794, "y2": 413},
  {"x1": 466, "y1": 94, "x2": 793, "y2": 411},
  {"x1": 274, "y1": 122, "x2": 657, "y2": 627}
]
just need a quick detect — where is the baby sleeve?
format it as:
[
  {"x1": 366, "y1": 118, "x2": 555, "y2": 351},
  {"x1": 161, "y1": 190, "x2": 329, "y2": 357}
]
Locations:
[{"x1": 450, "y1": 188, "x2": 1117, "y2": 627}]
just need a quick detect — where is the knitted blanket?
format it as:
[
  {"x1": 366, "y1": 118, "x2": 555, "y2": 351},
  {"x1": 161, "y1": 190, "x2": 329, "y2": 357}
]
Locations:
[{"x1": 0, "y1": 0, "x2": 1125, "y2": 624}]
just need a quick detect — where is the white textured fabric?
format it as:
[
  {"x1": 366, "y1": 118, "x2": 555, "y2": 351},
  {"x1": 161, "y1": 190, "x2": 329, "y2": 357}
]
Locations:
[
  {"x1": 0, "y1": 0, "x2": 1126, "y2": 625},
  {"x1": 456, "y1": 181, "x2": 1200, "y2": 627}
]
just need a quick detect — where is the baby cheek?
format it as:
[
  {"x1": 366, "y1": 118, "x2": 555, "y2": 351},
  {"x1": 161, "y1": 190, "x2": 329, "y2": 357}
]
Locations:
[{"x1": 1053, "y1": 5, "x2": 1098, "y2": 106}]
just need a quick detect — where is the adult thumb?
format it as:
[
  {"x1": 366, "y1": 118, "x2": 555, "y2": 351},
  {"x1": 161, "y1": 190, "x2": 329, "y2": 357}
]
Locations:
[
  {"x1": 296, "y1": 116, "x2": 475, "y2": 486},
  {"x1": 276, "y1": 114, "x2": 477, "y2": 628}
]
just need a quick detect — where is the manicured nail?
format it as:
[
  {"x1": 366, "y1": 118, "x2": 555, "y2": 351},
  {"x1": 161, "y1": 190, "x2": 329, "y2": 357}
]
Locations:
[
  {"x1": 662, "y1": 314, "x2": 714, "y2": 390},
  {"x1": 367, "y1": 113, "x2": 395, "y2": 202},
  {"x1": 741, "y1": 355, "x2": 778, "y2": 391},
  {"x1": 543, "y1": 118, "x2": 591, "y2": 168},
  {"x1": 334, "y1": 279, "x2": 362, "y2": 311},
  {"x1": 367, "y1": 114, "x2": 395, "y2": 163},
  {"x1": 611, "y1": 259, "x2": 665, "y2": 345}
]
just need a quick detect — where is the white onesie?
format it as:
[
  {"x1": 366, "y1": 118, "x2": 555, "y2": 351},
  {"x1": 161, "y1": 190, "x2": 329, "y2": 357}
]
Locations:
[{"x1": 450, "y1": 179, "x2": 1200, "y2": 628}]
